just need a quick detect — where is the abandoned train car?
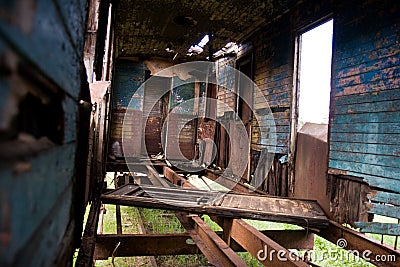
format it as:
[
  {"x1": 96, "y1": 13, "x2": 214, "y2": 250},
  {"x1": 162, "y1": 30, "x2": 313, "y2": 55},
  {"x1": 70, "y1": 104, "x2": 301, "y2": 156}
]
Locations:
[{"x1": 0, "y1": 0, "x2": 399, "y2": 266}]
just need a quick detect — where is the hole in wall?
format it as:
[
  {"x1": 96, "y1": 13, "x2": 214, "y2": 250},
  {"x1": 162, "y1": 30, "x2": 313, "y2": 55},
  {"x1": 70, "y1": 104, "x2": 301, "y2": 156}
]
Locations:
[{"x1": 17, "y1": 92, "x2": 64, "y2": 145}]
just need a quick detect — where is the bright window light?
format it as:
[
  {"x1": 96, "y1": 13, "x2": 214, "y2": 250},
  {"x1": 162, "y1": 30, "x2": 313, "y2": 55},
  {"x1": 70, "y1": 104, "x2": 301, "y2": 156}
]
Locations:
[{"x1": 188, "y1": 34, "x2": 209, "y2": 55}]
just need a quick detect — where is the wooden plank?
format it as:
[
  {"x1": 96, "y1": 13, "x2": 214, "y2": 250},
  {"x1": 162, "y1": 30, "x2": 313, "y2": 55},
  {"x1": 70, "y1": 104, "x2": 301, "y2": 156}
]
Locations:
[
  {"x1": 329, "y1": 159, "x2": 400, "y2": 181},
  {"x1": 257, "y1": 84, "x2": 290, "y2": 98},
  {"x1": 255, "y1": 125, "x2": 290, "y2": 133},
  {"x1": 330, "y1": 122, "x2": 400, "y2": 134},
  {"x1": 0, "y1": 143, "x2": 76, "y2": 264},
  {"x1": 335, "y1": 63, "x2": 399, "y2": 91},
  {"x1": 329, "y1": 150, "x2": 400, "y2": 169},
  {"x1": 254, "y1": 92, "x2": 291, "y2": 108},
  {"x1": 335, "y1": 46, "x2": 399, "y2": 78},
  {"x1": 335, "y1": 88, "x2": 400, "y2": 106},
  {"x1": 334, "y1": 26, "x2": 398, "y2": 62},
  {"x1": 260, "y1": 138, "x2": 288, "y2": 147},
  {"x1": 204, "y1": 169, "x2": 262, "y2": 194},
  {"x1": 255, "y1": 145, "x2": 287, "y2": 154},
  {"x1": 355, "y1": 222, "x2": 400, "y2": 236},
  {"x1": 334, "y1": 76, "x2": 400, "y2": 97},
  {"x1": 76, "y1": 197, "x2": 102, "y2": 267},
  {"x1": 371, "y1": 191, "x2": 400, "y2": 206},
  {"x1": 356, "y1": 172, "x2": 400, "y2": 194},
  {"x1": 332, "y1": 111, "x2": 400, "y2": 124},
  {"x1": 330, "y1": 132, "x2": 400, "y2": 145},
  {"x1": 335, "y1": 44, "x2": 400, "y2": 76},
  {"x1": 0, "y1": 0, "x2": 82, "y2": 98},
  {"x1": 369, "y1": 203, "x2": 400, "y2": 220},
  {"x1": 101, "y1": 184, "x2": 329, "y2": 228},
  {"x1": 334, "y1": 99, "x2": 400, "y2": 114},
  {"x1": 163, "y1": 166, "x2": 195, "y2": 189},
  {"x1": 54, "y1": 0, "x2": 87, "y2": 54},
  {"x1": 330, "y1": 142, "x2": 400, "y2": 157},
  {"x1": 63, "y1": 96, "x2": 78, "y2": 143}
]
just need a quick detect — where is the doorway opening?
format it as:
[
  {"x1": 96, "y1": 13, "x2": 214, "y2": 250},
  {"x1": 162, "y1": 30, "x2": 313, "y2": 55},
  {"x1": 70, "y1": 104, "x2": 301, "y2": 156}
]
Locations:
[{"x1": 297, "y1": 19, "x2": 333, "y2": 130}]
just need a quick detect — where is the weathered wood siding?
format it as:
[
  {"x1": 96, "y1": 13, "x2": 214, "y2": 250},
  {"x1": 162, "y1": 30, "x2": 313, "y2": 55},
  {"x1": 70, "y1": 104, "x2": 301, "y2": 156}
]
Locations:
[
  {"x1": 252, "y1": 14, "x2": 292, "y2": 154},
  {"x1": 329, "y1": 0, "x2": 400, "y2": 193},
  {"x1": 0, "y1": 0, "x2": 88, "y2": 266},
  {"x1": 245, "y1": 0, "x2": 333, "y2": 196},
  {"x1": 328, "y1": 0, "x2": 400, "y2": 235}
]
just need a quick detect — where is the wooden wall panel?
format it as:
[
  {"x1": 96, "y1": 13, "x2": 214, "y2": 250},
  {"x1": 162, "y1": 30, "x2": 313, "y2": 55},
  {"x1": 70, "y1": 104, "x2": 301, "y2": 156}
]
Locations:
[
  {"x1": 328, "y1": 0, "x2": 400, "y2": 235},
  {"x1": 251, "y1": 13, "x2": 292, "y2": 155},
  {"x1": 0, "y1": 1, "x2": 89, "y2": 265},
  {"x1": 329, "y1": 0, "x2": 400, "y2": 192},
  {"x1": 0, "y1": 0, "x2": 86, "y2": 98}
]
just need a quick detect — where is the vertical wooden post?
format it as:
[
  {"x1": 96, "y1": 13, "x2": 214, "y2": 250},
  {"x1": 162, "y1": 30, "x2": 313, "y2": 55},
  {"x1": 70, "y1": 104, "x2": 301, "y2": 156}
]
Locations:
[{"x1": 222, "y1": 218, "x2": 233, "y2": 246}]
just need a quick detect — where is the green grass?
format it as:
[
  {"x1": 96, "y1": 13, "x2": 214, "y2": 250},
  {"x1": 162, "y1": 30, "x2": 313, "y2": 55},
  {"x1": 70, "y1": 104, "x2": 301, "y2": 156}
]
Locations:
[
  {"x1": 95, "y1": 205, "x2": 151, "y2": 267},
  {"x1": 95, "y1": 173, "x2": 152, "y2": 266},
  {"x1": 139, "y1": 208, "x2": 185, "y2": 234}
]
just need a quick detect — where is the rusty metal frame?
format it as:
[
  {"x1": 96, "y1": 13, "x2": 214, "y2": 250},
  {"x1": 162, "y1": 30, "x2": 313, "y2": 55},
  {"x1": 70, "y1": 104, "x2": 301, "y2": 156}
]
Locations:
[
  {"x1": 176, "y1": 212, "x2": 248, "y2": 267},
  {"x1": 319, "y1": 220, "x2": 400, "y2": 267},
  {"x1": 94, "y1": 233, "x2": 200, "y2": 259},
  {"x1": 95, "y1": 164, "x2": 400, "y2": 267},
  {"x1": 162, "y1": 167, "x2": 248, "y2": 266},
  {"x1": 94, "y1": 228, "x2": 315, "y2": 260},
  {"x1": 212, "y1": 217, "x2": 311, "y2": 267},
  {"x1": 163, "y1": 166, "x2": 314, "y2": 266}
]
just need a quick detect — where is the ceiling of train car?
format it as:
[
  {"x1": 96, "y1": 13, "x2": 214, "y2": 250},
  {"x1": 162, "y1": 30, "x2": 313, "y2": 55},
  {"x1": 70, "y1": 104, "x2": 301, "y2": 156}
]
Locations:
[{"x1": 115, "y1": 0, "x2": 298, "y2": 61}]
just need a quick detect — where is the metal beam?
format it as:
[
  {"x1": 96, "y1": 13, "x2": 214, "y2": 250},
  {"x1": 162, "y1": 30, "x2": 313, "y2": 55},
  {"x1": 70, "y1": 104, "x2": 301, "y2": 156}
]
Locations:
[
  {"x1": 163, "y1": 166, "x2": 313, "y2": 266},
  {"x1": 163, "y1": 166, "x2": 196, "y2": 189},
  {"x1": 319, "y1": 220, "x2": 400, "y2": 267},
  {"x1": 161, "y1": 166, "x2": 247, "y2": 266},
  {"x1": 212, "y1": 217, "x2": 310, "y2": 267},
  {"x1": 94, "y1": 234, "x2": 199, "y2": 259},
  {"x1": 175, "y1": 212, "x2": 247, "y2": 267},
  {"x1": 94, "y1": 229, "x2": 314, "y2": 259}
]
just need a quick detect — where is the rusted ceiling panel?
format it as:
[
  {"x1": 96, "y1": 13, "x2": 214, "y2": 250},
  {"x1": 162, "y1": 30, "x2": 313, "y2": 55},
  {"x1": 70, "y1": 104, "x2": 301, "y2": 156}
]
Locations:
[{"x1": 114, "y1": 0, "x2": 298, "y2": 60}]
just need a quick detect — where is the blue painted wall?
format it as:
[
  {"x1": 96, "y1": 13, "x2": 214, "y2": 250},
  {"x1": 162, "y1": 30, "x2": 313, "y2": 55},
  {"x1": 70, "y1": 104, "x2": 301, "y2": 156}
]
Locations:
[
  {"x1": 0, "y1": 0, "x2": 88, "y2": 266},
  {"x1": 329, "y1": 0, "x2": 400, "y2": 235},
  {"x1": 329, "y1": 0, "x2": 400, "y2": 194},
  {"x1": 112, "y1": 59, "x2": 146, "y2": 109}
]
